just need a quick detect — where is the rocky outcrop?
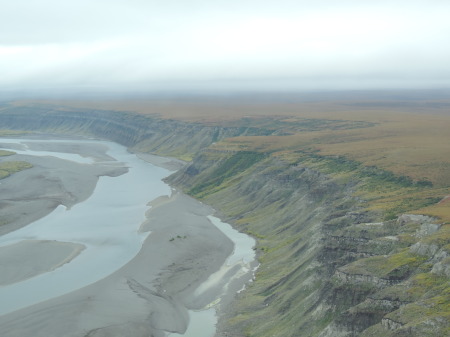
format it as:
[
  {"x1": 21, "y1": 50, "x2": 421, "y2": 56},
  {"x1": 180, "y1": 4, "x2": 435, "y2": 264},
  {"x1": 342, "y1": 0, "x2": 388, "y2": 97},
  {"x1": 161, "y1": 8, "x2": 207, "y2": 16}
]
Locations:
[
  {"x1": 382, "y1": 318, "x2": 404, "y2": 330},
  {"x1": 334, "y1": 270, "x2": 402, "y2": 288}
]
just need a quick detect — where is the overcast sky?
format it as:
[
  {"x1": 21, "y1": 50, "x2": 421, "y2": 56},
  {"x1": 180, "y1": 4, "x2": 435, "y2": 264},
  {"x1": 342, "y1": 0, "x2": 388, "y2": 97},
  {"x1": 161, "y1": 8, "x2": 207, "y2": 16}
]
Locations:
[{"x1": 1, "y1": 0, "x2": 450, "y2": 93}]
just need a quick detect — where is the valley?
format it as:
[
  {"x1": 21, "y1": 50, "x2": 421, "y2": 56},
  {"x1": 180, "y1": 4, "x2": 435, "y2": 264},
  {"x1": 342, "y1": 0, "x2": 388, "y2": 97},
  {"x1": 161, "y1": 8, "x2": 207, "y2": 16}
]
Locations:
[{"x1": 0, "y1": 90, "x2": 449, "y2": 336}]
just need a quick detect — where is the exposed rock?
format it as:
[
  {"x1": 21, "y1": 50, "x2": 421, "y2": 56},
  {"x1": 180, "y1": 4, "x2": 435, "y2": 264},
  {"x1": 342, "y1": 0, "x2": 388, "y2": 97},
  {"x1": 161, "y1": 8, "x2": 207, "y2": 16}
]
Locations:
[
  {"x1": 410, "y1": 242, "x2": 440, "y2": 257},
  {"x1": 318, "y1": 323, "x2": 352, "y2": 337},
  {"x1": 381, "y1": 317, "x2": 404, "y2": 330},
  {"x1": 415, "y1": 223, "x2": 441, "y2": 238},
  {"x1": 365, "y1": 297, "x2": 409, "y2": 311},
  {"x1": 397, "y1": 214, "x2": 436, "y2": 226},
  {"x1": 431, "y1": 257, "x2": 450, "y2": 277},
  {"x1": 335, "y1": 270, "x2": 401, "y2": 288}
]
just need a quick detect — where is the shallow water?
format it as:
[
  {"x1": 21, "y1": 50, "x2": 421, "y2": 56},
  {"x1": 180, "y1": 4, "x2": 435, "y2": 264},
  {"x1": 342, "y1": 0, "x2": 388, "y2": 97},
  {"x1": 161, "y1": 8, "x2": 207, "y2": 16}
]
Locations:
[
  {"x1": 0, "y1": 138, "x2": 257, "y2": 337},
  {"x1": 168, "y1": 309, "x2": 217, "y2": 337},
  {"x1": 0, "y1": 139, "x2": 98, "y2": 164},
  {"x1": 209, "y1": 215, "x2": 256, "y2": 265},
  {"x1": 0, "y1": 138, "x2": 172, "y2": 315},
  {"x1": 170, "y1": 216, "x2": 257, "y2": 337}
]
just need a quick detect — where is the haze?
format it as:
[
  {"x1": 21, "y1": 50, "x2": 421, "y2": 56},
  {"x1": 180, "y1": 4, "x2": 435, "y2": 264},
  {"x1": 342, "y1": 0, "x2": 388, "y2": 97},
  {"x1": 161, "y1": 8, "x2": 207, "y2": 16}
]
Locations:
[{"x1": 1, "y1": 0, "x2": 450, "y2": 94}]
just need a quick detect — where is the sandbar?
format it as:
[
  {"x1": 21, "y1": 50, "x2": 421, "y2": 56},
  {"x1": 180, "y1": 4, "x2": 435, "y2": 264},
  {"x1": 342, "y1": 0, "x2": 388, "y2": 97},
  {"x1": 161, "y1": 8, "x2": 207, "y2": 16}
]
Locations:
[
  {"x1": 0, "y1": 140, "x2": 128, "y2": 235},
  {"x1": 0, "y1": 192, "x2": 234, "y2": 337},
  {"x1": 0, "y1": 240, "x2": 85, "y2": 286},
  {"x1": 0, "y1": 138, "x2": 252, "y2": 337}
]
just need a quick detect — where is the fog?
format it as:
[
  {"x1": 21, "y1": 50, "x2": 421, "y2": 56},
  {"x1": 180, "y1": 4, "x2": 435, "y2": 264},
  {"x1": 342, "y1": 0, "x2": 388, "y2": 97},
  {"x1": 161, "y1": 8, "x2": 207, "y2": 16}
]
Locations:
[{"x1": 1, "y1": 0, "x2": 449, "y2": 93}]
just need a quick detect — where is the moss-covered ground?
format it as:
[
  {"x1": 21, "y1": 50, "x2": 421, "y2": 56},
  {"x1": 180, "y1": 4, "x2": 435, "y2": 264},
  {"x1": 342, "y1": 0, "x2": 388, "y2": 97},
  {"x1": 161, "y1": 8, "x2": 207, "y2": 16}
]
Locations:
[{"x1": 0, "y1": 161, "x2": 33, "y2": 179}]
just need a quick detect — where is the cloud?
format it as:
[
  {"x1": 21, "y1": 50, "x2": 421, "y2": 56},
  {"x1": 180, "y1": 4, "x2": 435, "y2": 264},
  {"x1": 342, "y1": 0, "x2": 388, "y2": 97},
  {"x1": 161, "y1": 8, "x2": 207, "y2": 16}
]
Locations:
[{"x1": 1, "y1": 0, "x2": 450, "y2": 92}]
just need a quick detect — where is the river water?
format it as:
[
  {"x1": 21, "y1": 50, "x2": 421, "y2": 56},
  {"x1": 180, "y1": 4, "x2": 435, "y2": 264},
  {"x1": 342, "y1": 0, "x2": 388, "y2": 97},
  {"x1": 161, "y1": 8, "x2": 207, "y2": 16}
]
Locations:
[
  {"x1": 0, "y1": 137, "x2": 256, "y2": 337},
  {"x1": 0, "y1": 138, "x2": 172, "y2": 315}
]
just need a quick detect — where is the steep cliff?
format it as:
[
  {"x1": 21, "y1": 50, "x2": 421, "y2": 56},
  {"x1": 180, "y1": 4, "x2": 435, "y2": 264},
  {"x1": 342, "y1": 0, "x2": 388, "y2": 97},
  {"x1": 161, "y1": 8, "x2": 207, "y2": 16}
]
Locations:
[
  {"x1": 168, "y1": 149, "x2": 449, "y2": 337},
  {"x1": 0, "y1": 103, "x2": 448, "y2": 336}
]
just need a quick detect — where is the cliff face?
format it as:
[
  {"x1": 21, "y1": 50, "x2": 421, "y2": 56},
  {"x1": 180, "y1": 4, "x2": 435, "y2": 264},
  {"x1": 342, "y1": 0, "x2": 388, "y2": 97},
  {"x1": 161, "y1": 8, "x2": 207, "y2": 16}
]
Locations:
[
  {"x1": 0, "y1": 104, "x2": 448, "y2": 336},
  {"x1": 167, "y1": 150, "x2": 366, "y2": 336},
  {"x1": 168, "y1": 150, "x2": 449, "y2": 337},
  {"x1": 0, "y1": 104, "x2": 272, "y2": 160}
]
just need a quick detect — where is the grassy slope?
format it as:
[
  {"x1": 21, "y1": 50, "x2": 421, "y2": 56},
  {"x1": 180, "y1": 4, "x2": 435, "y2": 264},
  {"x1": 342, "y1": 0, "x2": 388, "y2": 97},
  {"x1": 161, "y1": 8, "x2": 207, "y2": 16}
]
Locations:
[
  {"x1": 177, "y1": 146, "x2": 449, "y2": 336},
  {"x1": 206, "y1": 106, "x2": 450, "y2": 222}
]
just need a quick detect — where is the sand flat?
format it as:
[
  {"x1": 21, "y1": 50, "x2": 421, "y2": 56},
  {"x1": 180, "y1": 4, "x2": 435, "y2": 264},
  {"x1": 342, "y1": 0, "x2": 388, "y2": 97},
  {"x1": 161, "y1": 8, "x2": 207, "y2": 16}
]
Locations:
[
  {"x1": 0, "y1": 138, "x2": 173, "y2": 316},
  {"x1": 0, "y1": 240, "x2": 85, "y2": 286},
  {"x1": 0, "y1": 140, "x2": 128, "y2": 236},
  {"x1": 0, "y1": 192, "x2": 234, "y2": 337},
  {"x1": 0, "y1": 138, "x2": 256, "y2": 337}
]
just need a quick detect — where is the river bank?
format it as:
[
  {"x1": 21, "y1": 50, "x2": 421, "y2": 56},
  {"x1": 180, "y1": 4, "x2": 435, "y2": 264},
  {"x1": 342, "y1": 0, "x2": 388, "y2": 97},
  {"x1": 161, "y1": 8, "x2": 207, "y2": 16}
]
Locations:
[{"x1": 0, "y1": 137, "x2": 256, "y2": 337}]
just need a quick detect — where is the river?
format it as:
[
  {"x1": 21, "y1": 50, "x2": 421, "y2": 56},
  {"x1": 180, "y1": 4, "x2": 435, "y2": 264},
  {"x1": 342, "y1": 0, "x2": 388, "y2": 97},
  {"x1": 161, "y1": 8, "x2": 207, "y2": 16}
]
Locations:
[{"x1": 0, "y1": 137, "x2": 256, "y2": 337}]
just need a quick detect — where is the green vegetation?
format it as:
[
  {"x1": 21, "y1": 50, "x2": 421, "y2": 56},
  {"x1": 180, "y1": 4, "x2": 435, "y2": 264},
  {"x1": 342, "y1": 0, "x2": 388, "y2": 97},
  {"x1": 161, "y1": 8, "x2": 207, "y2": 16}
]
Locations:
[
  {"x1": 407, "y1": 273, "x2": 450, "y2": 300},
  {"x1": 341, "y1": 249, "x2": 427, "y2": 279},
  {"x1": 222, "y1": 116, "x2": 375, "y2": 134},
  {"x1": 189, "y1": 151, "x2": 266, "y2": 197},
  {"x1": 0, "y1": 161, "x2": 32, "y2": 179},
  {"x1": 0, "y1": 150, "x2": 15, "y2": 157},
  {"x1": 281, "y1": 151, "x2": 438, "y2": 220},
  {"x1": 0, "y1": 129, "x2": 29, "y2": 137},
  {"x1": 422, "y1": 224, "x2": 450, "y2": 247}
]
